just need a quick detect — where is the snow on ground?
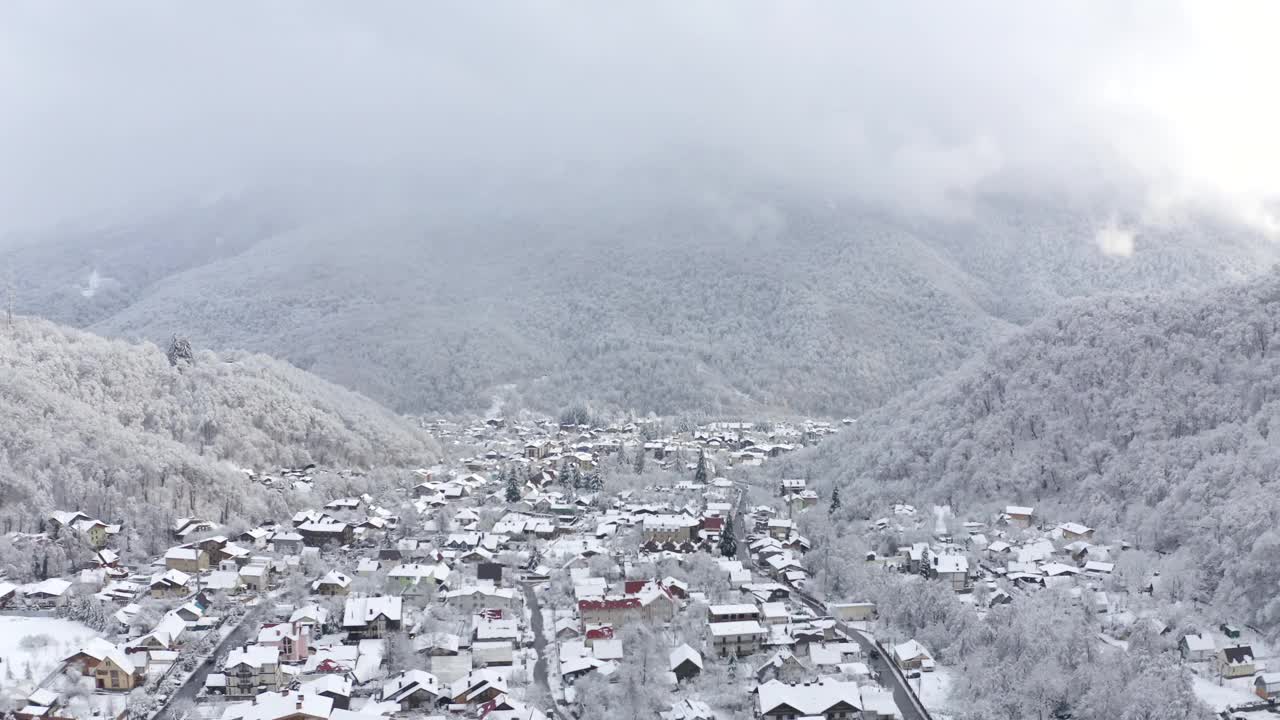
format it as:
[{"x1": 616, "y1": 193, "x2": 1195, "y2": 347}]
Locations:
[
  {"x1": 931, "y1": 505, "x2": 953, "y2": 535},
  {"x1": 915, "y1": 666, "x2": 953, "y2": 713},
  {"x1": 0, "y1": 615, "x2": 101, "y2": 697},
  {"x1": 429, "y1": 653, "x2": 471, "y2": 684},
  {"x1": 1191, "y1": 674, "x2": 1258, "y2": 711}
]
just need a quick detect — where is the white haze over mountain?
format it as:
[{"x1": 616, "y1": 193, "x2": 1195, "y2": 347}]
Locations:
[
  {"x1": 2, "y1": 2, "x2": 1278, "y2": 416},
  {"x1": 1, "y1": 2, "x2": 1279, "y2": 234}
]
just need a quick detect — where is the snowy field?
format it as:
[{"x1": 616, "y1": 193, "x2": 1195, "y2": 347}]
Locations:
[
  {"x1": 0, "y1": 615, "x2": 100, "y2": 697},
  {"x1": 915, "y1": 666, "x2": 954, "y2": 714},
  {"x1": 1191, "y1": 674, "x2": 1258, "y2": 712}
]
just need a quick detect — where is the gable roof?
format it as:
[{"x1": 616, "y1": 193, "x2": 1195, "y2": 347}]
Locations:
[
  {"x1": 757, "y1": 678, "x2": 861, "y2": 716},
  {"x1": 342, "y1": 596, "x2": 402, "y2": 627}
]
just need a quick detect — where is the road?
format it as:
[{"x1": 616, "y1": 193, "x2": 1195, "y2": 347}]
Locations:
[
  {"x1": 520, "y1": 580, "x2": 558, "y2": 719},
  {"x1": 790, "y1": 589, "x2": 932, "y2": 720},
  {"x1": 733, "y1": 482, "x2": 751, "y2": 563},
  {"x1": 732, "y1": 480, "x2": 931, "y2": 720},
  {"x1": 154, "y1": 604, "x2": 264, "y2": 720}
]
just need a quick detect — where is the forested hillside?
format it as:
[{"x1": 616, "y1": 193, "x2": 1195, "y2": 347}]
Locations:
[
  {"x1": 0, "y1": 317, "x2": 438, "y2": 565},
  {"x1": 5, "y1": 184, "x2": 1270, "y2": 416},
  {"x1": 809, "y1": 269, "x2": 1280, "y2": 629}
]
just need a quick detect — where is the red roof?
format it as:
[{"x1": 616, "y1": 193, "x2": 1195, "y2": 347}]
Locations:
[
  {"x1": 578, "y1": 598, "x2": 641, "y2": 611},
  {"x1": 586, "y1": 625, "x2": 615, "y2": 640},
  {"x1": 623, "y1": 580, "x2": 651, "y2": 594}
]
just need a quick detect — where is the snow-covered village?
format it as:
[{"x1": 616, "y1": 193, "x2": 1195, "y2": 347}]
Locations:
[{"x1": 1, "y1": 412, "x2": 1273, "y2": 720}]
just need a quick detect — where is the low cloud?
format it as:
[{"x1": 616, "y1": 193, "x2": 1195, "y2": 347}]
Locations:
[
  {"x1": 1, "y1": 2, "x2": 1278, "y2": 233},
  {"x1": 1095, "y1": 224, "x2": 1137, "y2": 259}
]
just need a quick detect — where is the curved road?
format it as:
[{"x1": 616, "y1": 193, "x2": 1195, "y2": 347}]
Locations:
[{"x1": 733, "y1": 481, "x2": 931, "y2": 720}]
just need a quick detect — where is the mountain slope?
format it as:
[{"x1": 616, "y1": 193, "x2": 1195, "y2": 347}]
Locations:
[
  {"x1": 6, "y1": 185, "x2": 1275, "y2": 416},
  {"x1": 0, "y1": 317, "x2": 439, "y2": 573},
  {"x1": 811, "y1": 270, "x2": 1280, "y2": 627}
]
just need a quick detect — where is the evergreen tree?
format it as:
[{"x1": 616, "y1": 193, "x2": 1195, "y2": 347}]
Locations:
[
  {"x1": 505, "y1": 469, "x2": 521, "y2": 503},
  {"x1": 719, "y1": 516, "x2": 737, "y2": 558},
  {"x1": 829, "y1": 486, "x2": 842, "y2": 515},
  {"x1": 634, "y1": 447, "x2": 646, "y2": 474},
  {"x1": 694, "y1": 450, "x2": 708, "y2": 485}
]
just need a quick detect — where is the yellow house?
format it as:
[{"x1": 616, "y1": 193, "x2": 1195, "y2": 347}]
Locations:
[
  {"x1": 164, "y1": 546, "x2": 209, "y2": 573},
  {"x1": 1219, "y1": 646, "x2": 1256, "y2": 678},
  {"x1": 94, "y1": 651, "x2": 143, "y2": 692}
]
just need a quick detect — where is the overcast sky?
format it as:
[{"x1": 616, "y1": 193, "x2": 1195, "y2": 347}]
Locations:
[{"x1": 2, "y1": 1, "x2": 1278, "y2": 232}]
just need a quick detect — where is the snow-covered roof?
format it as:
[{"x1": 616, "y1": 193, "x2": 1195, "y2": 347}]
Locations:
[
  {"x1": 892, "y1": 639, "x2": 931, "y2": 662},
  {"x1": 342, "y1": 596, "x2": 402, "y2": 627},
  {"x1": 220, "y1": 692, "x2": 333, "y2": 720},
  {"x1": 757, "y1": 678, "x2": 862, "y2": 716},
  {"x1": 708, "y1": 620, "x2": 766, "y2": 637},
  {"x1": 669, "y1": 643, "x2": 703, "y2": 670},
  {"x1": 226, "y1": 644, "x2": 280, "y2": 669},
  {"x1": 1182, "y1": 634, "x2": 1214, "y2": 652}
]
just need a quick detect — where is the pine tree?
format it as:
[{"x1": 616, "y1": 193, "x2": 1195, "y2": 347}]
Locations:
[
  {"x1": 719, "y1": 516, "x2": 737, "y2": 558},
  {"x1": 634, "y1": 447, "x2": 646, "y2": 474},
  {"x1": 694, "y1": 450, "x2": 708, "y2": 485},
  {"x1": 829, "y1": 486, "x2": 842, "y2": 515},
  {"x1": 505, "y1": 469, "x2": 521, "y2": 503}
]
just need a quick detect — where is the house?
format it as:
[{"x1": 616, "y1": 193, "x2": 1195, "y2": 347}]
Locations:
[
  {"x1": 757, "y1": 678, "x2": 862, "y2": 720},
  {"x1": 387, "y1": 562, "x2": 451, "y2": 597},
  {"x1": 206, "y1": 570, "x2": 243, "y2": 594},
  {"x1": 25, "y1": 578, "x2": 72, "y2": 606},
  {"x1": 290, "y1": 605, "x2": 331, "y2": 635},
  {"x1": 766, "y1": 519, "x2": 794, "y2": 540},
  {"x1": 1059, "y1": 522, "x2": 1094, "y2": 541},
  {"x1": 1255, "y1": 673, "x2": 1280, "y2": 700},
  {"x1": 239, "y1": 527, "x2": 272, "y2": 548},
  {"x1": 448, "y1": 669, "x2": 509, "y2": 705},
  {"x1": 131, "y1": 612, "x2": 187, "y2": 653},
  {"x1": 892, "y1": 640, "x2": 934, "y2": 671},
  {"x1": 778, "y1": 478, "x2": 807, "y2": 497},
  {"x1": 1005, "y1": 506, "x2": 1035, "y2": 529},
  {"x1": 860, "y1": 687, "x2": 899, "y2": 720},
  {"x1": 641, "y1": 515, "x2": 699, "y2": 544},
  {"x1": 1218, "y1": 645, "x2": 1256, "y2": 678},
  {"x1": 342, "y1": 596, "x2": 402, "y2": 639},
  {"x1": 928, "y1": 554, "x2": 971, "y2": 591},
  {"x1": 298, "y1": 522, "x2": 354, "y2": 548},
  {"x1": 578, "y1": 597, "x2": 642, "y2": 628},
  {"x1": 93, "y1": 649, "x2": 144, "y2": 692},
  {"x1": 380, "y1": 669, "x2": 441, "y2": 709},
  {"x1": 444, "y1": 586, "x2": 516, "y2": 614},
  {"x1": 271, "y1": 532, "x2": 305, "y2": 554},
  {"x1": 224, "y1": 645, "x2": 284, "y2": 697},
  {"x1": 312, "y1": 571, "x2": 353, "y2": 596},
  {"x1": 219, "y1": 691, "x2": 333, "y2": 720},
  {"x1": 66, "y1": 638, "x2": 144, "y2": 691},
  {"x1": 474, "y1": 640, "x2": 515, "y2": 667},
  {"x1": 756, "y1": 651, "x2": 809, "y2": 683},
  {"x1": 172, "y1": 517, "x2": 215, "y2": 540},
  {"x1": 0, "y1": 581, "x2": 16, "y2": 607},
  {"x1": 300, "y1": 675, "x2": 352, "y2": 711},
  {"x1": 164, "y1": 545, "x2": 210, "y2": 573},
  {"x1": 669, "y1": 644, "x2": 703, "y2": 681},
  {"x1": 258, "y1": 622, "x2": 310, "y2": 663},
  {"x1": 240, "y1": 563, "x2": 272, "y2": 591},
  {"x1": 1179, "y1": 634, "x2": 1214, "y2": 662},
  {"x1": 709, "y1": 620, "x2": 766, "y2": 657},
  {"x1": 829, "y1": 602, "x2": 876, "y2": 622},
  {"x1": 708, "y1": 604, "x2": 761, "y2": 624}
]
